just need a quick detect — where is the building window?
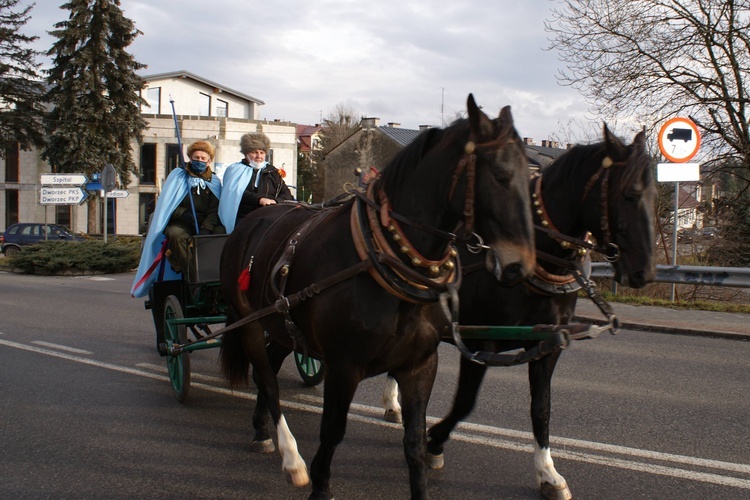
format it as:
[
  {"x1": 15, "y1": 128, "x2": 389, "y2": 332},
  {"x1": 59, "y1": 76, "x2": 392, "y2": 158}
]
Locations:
[
  {"x1": 139, "y1": 193, "x2": 156, "y2": 235},
  {"x1": 216, "y1": 99, "x2": 228, "y2": 117},
  {"x1": 144, "y1": 87, "x2": 161, "y2": 113},
  {"x1": 140, "y1": 143, "x2": 156, "y2": 184},
  {"x1": 267, "y1": 149, "x2": 274, "y2": 165},
  {"x1": 199, "y1": 92, "x2": 210, "y2": 116},
  {"x1": 5, "y1": 142, "x2": 19, "y2": 182},
  {"x1": 5, "y1": 189, "x2": 18, "y2": 227},
  {"x1": 166, "y1": 144, "x2": 182, "y2": 175},
  {"x1": 56, "y1": 206, "x2": 71, "y2": 228}
]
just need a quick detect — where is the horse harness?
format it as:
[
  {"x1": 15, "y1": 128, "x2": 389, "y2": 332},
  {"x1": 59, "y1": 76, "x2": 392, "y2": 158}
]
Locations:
[{"x1": 202, "y1": 142, "x2": 483, "y2": 345}]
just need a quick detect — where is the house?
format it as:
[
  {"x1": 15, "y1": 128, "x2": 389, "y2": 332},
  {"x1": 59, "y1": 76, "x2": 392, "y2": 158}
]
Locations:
[
  {"x1": 296, "y1": 124, "x2": 324, "y2": 156},
  {"x1": 322, "y1": 120, "x2": 568, "y2": 200},
  {"x1": 1, "y1": 70, "x2": 299, "y2": 236}
]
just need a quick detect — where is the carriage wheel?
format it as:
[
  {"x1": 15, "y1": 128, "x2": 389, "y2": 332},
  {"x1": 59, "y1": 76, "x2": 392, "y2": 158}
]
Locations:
[
  {"x1": 294, "y1": 352, "x2": 325, "y2": 386},
  {"x1": 163, "y1": 295, "x2": 191, "y2": 402}
]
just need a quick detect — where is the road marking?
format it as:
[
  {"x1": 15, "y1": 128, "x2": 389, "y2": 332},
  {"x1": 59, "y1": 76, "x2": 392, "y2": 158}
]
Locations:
[
  {"x1": 135, "y1": 362, "x2": 224, "y2": 383},
  {"x1": 2, "y1": 337, "x2": 749, "y2": 490},
  {"x1": 31, "y1": 340, "x2": 92, "y2": 355},
  {"x1": 76, "y1": 276, "x2": 115, "y2": 281}
]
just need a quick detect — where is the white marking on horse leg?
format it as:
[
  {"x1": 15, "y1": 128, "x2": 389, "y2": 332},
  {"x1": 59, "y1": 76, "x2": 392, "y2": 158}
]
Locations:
[
  {"x1": 535, "y1": 442, "x2": 572, "y2": 500},
  {"x1": 276, "y1": 414, "x2": 309, "y2": 487},
  {"x1": 382, "y1": 375, "x2": 403, "y2": 423}
]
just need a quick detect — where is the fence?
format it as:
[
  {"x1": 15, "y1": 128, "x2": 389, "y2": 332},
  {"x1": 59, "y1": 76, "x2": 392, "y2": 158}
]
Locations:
[{"x1": 590, "y1": 263, "x2": 750, "y2": 288}]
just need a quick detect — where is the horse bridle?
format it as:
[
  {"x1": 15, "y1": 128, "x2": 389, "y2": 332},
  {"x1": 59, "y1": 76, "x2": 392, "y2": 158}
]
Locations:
[{"x1": 532, "y1": 158, "x2": 622, "y2": 263}]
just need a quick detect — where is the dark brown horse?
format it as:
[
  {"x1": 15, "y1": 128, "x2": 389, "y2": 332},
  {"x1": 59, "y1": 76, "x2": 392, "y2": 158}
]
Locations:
[
  {"x1": 382, "y1": 124, "x2": 657, "y2": 499},
  {"x1": 219, "y1": 95, "x2": 536, "y2": 499}
]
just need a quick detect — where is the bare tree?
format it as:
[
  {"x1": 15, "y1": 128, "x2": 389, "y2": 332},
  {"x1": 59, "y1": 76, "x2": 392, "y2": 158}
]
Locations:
[
  {"x1": 547, "y1": 0, "x2": 750, "y2": 192},
  {"x1": 308, "y1": 103, "x2": 361, "y2": 201}
]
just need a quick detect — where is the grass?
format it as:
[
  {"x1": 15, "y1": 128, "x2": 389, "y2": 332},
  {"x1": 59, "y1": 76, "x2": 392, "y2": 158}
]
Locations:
[{"x1": 596, "y1": 291, "x2": 750, "y2": 315}]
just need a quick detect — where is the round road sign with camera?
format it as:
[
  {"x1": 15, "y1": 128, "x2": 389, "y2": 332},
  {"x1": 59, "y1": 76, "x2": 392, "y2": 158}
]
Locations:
[{"x1": 658, "y1": 117, "x2": 701, "y2": 163}]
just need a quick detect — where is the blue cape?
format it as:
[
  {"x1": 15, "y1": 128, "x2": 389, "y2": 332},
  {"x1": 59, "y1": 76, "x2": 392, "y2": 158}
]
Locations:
[
  {"x1": 131, "y1": 168, "x2": 221, "y2": 298},
  {"x1": 218, "y1": 161, "x2": 265, "y2": 233}
]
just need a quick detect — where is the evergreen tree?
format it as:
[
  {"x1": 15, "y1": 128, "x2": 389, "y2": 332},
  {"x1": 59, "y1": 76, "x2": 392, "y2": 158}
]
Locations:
[
  {"x1": 43, "y1": 0, "x2": 147, "y2": 192},
  {"x1": 0, "y1": 0, "x2": 47, "y2": 155}
]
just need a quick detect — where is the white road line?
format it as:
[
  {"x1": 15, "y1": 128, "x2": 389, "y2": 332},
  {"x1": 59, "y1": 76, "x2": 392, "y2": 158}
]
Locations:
[
  {"x1": 2, "y1": 337, "x2": 749, "y2": 490},
  {"x1": 296, "y1": 393, "x2": 750, "y2": 476},
  {"x1": 31, "y1": 340, "x2": 92, "y2": 355},
  {"x1": 135, "y1": 362, "x2": 225, "y2": 383}
]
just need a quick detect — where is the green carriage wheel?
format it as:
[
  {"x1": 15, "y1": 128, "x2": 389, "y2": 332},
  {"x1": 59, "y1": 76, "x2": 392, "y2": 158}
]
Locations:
[
  {"x1": 163, "y1": 295, "x2": 191, "y2": 402},
  {"x1": 294, "y1": 352, "x2": 325, "y2": 386}
]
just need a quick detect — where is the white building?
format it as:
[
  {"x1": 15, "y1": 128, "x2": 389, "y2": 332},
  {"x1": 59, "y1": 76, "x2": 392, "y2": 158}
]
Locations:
[{"x1": 1, "y1": 70, "x2": 298, "y2": 236}]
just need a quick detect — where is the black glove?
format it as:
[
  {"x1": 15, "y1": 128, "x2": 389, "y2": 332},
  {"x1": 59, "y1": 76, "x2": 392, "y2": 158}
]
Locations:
[
  {"x1": 199, "y1": 228, "x2": 212, "y2": 235},
  {"x1": 181, "y1": 210, "x2": 195, "y2": 227}
]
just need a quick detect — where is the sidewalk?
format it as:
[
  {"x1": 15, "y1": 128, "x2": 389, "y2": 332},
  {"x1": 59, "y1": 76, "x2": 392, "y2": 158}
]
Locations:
[{"x1": 574, "y1": 299, "x2": 749, "y2": 341}]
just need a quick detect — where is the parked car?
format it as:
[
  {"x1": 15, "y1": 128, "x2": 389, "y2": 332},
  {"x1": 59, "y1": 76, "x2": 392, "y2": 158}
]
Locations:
[
  {"x1": 1, "y1": 223, "x2": 85, "y2": 256},
  {"x1": 699, "y1": 226, "x2": 718, "y2": 239}
]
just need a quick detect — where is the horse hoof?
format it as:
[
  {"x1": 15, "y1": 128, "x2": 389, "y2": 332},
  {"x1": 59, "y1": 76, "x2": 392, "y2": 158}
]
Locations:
[
  {"x1": 250, "y1": 438, "x2": 275, "y2": 454},
  {"x1": 540, "y1": 481, "x2": 572, "y2": 500},
  {"x1": 384, "y1": 409, "x2": 402, "y2": 424},
  {"x1": 425, "y1": 451, "x2": 444, "y2": 470},
  {"x1": 285, "y1": 467, "x2": 310, "y2": 487}
]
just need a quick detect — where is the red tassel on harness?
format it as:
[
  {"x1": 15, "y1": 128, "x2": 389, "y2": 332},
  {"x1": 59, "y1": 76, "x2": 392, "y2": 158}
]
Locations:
[{"x1": 237, "y1": 256, "x2": 254, "y2": 291}]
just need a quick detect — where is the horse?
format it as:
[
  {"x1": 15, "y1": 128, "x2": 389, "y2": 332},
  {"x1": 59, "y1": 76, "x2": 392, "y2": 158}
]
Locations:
[
  {"x1": 219, "y1": 94, "x2": 537, "y2": 499},
  {"x1": 381, "y1": 124, "x2": 657, "y2": 500}
]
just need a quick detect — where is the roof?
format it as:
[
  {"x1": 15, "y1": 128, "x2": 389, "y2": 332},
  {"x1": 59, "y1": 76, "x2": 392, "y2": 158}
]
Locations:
[
  {"x1": 377, "y1": 126, "x2": 423, "y2": 147},
  {"x1": 141, "y1": 70, "x2": 265, "y2": 105}
]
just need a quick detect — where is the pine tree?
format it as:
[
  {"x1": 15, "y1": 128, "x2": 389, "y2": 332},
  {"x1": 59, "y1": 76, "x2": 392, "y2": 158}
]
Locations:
[
  {"x1": 43, "y1": 0, "x2": 147, "y2": 195},
  {"x1": 0, "y1": 0, "x2": 47, "y2": 155}
]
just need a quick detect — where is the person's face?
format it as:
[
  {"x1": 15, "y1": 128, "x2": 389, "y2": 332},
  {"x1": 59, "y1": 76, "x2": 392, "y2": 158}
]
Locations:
[
  {"x1": 246, "y1": 149, "x2": 266, "y2": 163},
  {"x1": 191, "y1": 151, "x2": 211, "y2": 163}
]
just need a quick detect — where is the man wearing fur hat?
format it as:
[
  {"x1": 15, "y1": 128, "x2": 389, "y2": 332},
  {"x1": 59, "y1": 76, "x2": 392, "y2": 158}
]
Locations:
[
  {"x1": 219, "y1": 132, "x2": 294, "y2": 233},
  {"x1": 131, "y1": 140, "x2": 223, "y2": 297}
]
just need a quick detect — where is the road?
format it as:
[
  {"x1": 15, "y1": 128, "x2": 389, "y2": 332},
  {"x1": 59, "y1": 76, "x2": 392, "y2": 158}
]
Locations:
[{"x1": 1, "y1": 272, "x2": 749, "y2": 499}]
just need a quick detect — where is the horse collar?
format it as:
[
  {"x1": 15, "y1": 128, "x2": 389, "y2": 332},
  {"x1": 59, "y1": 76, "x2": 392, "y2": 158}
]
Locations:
[{"x1": 350, "y1": 182, "x2": 460, "y2": 304}]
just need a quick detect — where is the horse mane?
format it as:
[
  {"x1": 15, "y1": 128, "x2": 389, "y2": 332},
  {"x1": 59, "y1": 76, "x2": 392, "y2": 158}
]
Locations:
[
  {"x1": 379, "y1": 121, "x2": 468, "y2": 196},
  {"x1": 541, "y1": 133, "x2": 652, "y2": 197}
]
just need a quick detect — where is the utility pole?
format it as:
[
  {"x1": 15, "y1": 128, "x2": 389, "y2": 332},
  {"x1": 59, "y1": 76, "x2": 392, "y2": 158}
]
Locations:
[{"x1": 441, "y1": 87, "x2": 445, "y2": 127}]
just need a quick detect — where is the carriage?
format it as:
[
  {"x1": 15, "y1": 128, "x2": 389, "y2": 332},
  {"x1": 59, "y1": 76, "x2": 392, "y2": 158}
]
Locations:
[
  {"x1": 143, "y1": 233, "x2": 325, "y2": 402},
  {"x1": 137, "y1": 95, "x2": 654, "y2": 499}
]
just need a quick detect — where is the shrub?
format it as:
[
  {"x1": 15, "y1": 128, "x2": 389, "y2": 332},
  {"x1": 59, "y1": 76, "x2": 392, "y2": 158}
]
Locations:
[{"x1": 3, "y1": 238, "x2": 141, "y2": 275}]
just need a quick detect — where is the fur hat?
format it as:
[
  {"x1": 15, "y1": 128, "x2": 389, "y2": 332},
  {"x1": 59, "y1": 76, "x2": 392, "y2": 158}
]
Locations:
[
  {"x1": 240, "y1": 132, "x2": 271, "y2": 155},
  {"x1": 187, "y1": 140, "x2": 215, "y2": 160}
]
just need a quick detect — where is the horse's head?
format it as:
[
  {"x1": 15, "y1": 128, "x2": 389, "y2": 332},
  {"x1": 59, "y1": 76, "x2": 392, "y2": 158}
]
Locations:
[
  {"x1": 461, "y1": 95, "x2": 536, "y2": 285},
  {"x1": 598, "y1": 125, "x2": 657, "y2": 288},
  {"x1": 538, "y1": 124, "x2": 656, "y2": 288}
]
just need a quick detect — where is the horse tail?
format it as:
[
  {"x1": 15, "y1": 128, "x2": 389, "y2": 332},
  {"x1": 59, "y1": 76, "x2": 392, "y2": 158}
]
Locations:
[{"x1": 220, "y1": 325, "x2": 252, "y2": 387}]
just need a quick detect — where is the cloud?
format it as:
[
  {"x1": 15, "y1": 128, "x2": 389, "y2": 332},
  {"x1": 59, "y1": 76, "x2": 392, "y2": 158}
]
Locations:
[{"x1": 18, "y1": 0, "x2": 597, "y2": 142}]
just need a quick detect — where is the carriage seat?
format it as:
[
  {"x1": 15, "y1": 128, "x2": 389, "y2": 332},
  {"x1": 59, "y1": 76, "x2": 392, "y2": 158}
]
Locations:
[{"x1": 187, "y1": 234, "x2": 228, "y2": 284}]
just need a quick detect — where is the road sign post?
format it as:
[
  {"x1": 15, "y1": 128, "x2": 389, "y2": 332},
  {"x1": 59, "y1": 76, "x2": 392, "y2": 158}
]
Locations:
[
  {"x1": 657, "y1": 117, "x2": 702, "y2": 301},
  {"x1": 101, "y1": 164, "x2": 117, "y2": 243}
]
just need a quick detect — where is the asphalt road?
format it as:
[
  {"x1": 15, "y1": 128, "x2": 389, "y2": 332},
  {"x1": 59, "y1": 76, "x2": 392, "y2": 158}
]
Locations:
[{"x1": 1, "y1": 272, "x2": 749, "y2": 499}]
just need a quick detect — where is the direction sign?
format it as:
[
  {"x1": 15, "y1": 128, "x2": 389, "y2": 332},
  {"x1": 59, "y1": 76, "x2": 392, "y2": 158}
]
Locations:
[
  {"x1": 40, "y1": 187, "x2": 88, "y2": 205},
  {"x1": 40, "y1": 173, "x2": 88, "y2": 186},
  {"x1": 105, "y1": 189, "x2": 129, "y2": 199},
  {"x1": 658, "y1": 117, "x2": 701, "y2": 163}
]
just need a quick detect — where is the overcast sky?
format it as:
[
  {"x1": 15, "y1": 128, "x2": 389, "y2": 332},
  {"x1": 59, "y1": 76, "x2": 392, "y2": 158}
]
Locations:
[{"x1": 19, "y1": 0, "x2": 595, "y2": 143}]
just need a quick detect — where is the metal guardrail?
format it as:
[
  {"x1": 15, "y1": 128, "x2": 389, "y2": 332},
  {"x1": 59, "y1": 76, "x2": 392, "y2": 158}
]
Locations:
[{"x1": 590, "y1": 263, "x2": 750, "y2": 288}]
